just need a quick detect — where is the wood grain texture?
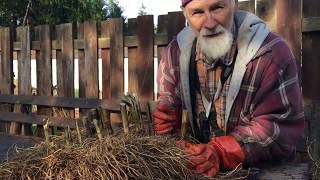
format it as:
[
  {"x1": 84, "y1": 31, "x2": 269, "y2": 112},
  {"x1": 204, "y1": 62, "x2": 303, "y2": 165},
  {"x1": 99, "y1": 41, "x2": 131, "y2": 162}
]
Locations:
[
  {"x1": 276, "y1": 0, "x2": 302, "y2": 68},
  {"x1": 56, "y1": 23, "x2": 74, "y2": 118},
  {"x1": 35, "y1": 25, "x2": 52, "y2": 116},
  {"x1": 100, "y1": 21, "x2": 111, "y2": 99},
  {"x1": 0, "y1": 27, "x2": 13, "y2": 133},
  {"x1": 167, "y1": 12, "x2": 185, "y2": 43},
  {"x1": 13, "y1": 26, "x2": 32, "y2": 135},
  {"x1": 83, "y1": 21, "x2": 98, "y2": 98},
  {"x1": 136, "y1": 15, "x2": 154, "y2": 101},
  {"x1": 302, "y1": 0, "x2": 320, "y2": 161}
]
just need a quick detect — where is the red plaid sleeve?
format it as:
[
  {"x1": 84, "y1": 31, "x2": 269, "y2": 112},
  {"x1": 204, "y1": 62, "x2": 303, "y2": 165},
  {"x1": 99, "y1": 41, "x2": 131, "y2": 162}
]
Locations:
[
  {"x1": 157, "y1": 39, "x2": 182, "y2": 108},
  {"x1": 230, "y1": 35, "x2": 305, "y2": 165}
]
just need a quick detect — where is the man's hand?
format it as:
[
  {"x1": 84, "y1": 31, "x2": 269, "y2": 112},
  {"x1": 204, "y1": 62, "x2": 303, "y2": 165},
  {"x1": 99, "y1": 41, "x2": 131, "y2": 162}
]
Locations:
[
  {"x1": 177, "y1": 140, "x2": 220, "y2": 177},
  {"x1": 152, "y1": 103, "x2": 181, "y2": 135},
  {"x1": 177, "y1": 136, "x2": 245, "y2": 177}
]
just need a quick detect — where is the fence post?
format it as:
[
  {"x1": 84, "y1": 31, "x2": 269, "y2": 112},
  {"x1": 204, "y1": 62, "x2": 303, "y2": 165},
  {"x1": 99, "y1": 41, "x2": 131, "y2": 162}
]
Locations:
[
  {"x1": 101, "y1": 18, "x2": 124, "y2": 99},
  {"x1": 156, "y1": 14, "x2": 168, "y2": 63},
  {"x1": 167, "y1": 12, "x2": 185, "y2": 43},
  {"x1": 302, "y1": 0, "x2": 320, "y2": 160},
  {"x1": 14, "y1": 26, "x2": 32, "y2": 135},
  {"x1": 56, "y1": 23, "x2": 74, "y2": 117},
  {"x1": 83, "y1": 21, "x2": 98, "y2": 98},
  {"x1": 35, "y1": 25, "x2": 53, "y2": 136},
  {"x1": 0, "y1": 27, "x2": 13, "y2": 133}
]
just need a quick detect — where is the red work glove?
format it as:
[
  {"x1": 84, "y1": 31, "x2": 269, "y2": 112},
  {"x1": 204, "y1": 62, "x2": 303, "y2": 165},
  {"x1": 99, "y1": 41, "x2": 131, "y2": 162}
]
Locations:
[
  {"x1": 177, "y1": 136, "x2": 245, "y2": 177},
  {"x1": 152, "y1": 103, "x2": 181, "y2": 135}
]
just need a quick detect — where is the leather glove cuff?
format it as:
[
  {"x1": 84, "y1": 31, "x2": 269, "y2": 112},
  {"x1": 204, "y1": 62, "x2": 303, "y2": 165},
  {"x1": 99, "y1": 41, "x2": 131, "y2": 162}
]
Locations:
[{"x1": 209, "y1": 135, "x2": 245, "y2": 170}]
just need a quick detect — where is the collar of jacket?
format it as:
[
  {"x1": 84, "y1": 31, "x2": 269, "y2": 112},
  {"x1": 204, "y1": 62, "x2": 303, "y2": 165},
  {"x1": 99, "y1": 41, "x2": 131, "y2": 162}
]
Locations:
[{"x1": 176, "y1": 10, "x2": 270, "y2": 134}]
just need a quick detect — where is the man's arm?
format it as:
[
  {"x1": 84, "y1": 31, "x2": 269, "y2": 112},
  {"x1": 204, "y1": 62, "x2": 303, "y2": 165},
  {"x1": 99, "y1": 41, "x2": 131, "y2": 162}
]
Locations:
[
  {"x1": 230, "y1": 41, "x2": 305, "y2": 166},
  {"x1": 153, "y1": 39, "x2": 183, "y2": 134}
]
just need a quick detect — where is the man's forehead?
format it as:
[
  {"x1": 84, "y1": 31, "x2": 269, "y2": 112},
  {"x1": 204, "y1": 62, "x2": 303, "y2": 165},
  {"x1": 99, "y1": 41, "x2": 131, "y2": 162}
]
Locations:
[{"x1": 181, "y1": 0, "x2": 233, "y2": 8}]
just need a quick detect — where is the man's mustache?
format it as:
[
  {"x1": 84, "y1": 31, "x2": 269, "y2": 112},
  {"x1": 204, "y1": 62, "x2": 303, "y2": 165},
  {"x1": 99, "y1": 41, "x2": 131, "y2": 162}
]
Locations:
[{"x1": 200, "y1": 26, "x2": 225, "y2": 37}]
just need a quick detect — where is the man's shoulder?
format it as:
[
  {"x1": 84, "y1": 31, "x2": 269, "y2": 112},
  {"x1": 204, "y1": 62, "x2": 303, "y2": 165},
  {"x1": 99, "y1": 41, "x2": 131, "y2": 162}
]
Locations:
[{"x1": 260, "y1": 32, "x2": 295, "y2": 68}]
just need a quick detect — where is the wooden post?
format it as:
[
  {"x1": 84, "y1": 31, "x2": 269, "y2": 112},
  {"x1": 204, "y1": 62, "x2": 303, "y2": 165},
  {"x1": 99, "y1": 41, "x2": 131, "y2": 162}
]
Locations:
[
  {"x1": 0, "y1": 27, "x2": 13, "y2": 133},
  {"x1": 167, "y1": 12, "x2": 185, "y2": 43},
  {"x1": 83, "y1": 21, "x2": 98, "y2": 98},
  {"x1": 137, "y1": 15, "x2": 154, "y2": 101},
  {"x1": 97, "y1": 107, "x2": 113, "y2": 135},
  {"x1": 35, "y1": 25, "x2": 52, "y2": 115},
  {"x1": 101, "y1": 18, "x2": 124, "y2": 99},
  {"x1": 14, "y1": 26, "x2": 32, "y2": 135},
  {"x1": 128, "y1": 18, "x2": 138, "y2": 96},
  {"x1": 101, "y1": 18, "x2": 124, "y2": 127},
  {"x1": 78, "y1": 21, "x2": 98, "y2": 119},
  {"x1": 77, "y1": 23, "x2": 85, "y2": 99},
  {"x1": 157, "y1": 14, "x2": 169, "y2": 63},
  {"x1": 56, "y1": 23, "x2": 74, "y2": 118},
  {"x1": 276, "y1": 0, "x2": 302, "y2": 71},
  {"x1": 302, "y1": 0, "x2": 320, "y2": 160},
  {"x1": 120, "y1": 103, "x2": 129, "y2": 134}
]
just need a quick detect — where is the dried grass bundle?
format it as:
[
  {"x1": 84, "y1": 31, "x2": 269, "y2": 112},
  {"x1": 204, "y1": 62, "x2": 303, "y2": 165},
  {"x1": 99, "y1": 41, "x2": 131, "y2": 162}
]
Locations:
[{"x1": 0, "y1": 134, "x2": 194, "y2": 180}]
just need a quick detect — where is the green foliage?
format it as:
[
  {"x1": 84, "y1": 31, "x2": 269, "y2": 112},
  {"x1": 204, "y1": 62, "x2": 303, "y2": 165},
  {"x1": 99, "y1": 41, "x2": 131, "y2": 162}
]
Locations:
[
  {"x1": 138, "y1": 3, "x2": 147, "y2": 16},
  {"x1": 107, "y1": 0, "x2": 124, "y2": 18},
  {"x1": 0, "y1": 0, "x2": 124, "y2": 27}
]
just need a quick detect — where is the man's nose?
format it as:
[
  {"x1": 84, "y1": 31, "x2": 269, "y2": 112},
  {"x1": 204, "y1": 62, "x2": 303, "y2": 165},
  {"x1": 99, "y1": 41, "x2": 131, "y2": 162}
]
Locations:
[{"x1": 203, "y1": 13, "x2": 218, "y2": 30}]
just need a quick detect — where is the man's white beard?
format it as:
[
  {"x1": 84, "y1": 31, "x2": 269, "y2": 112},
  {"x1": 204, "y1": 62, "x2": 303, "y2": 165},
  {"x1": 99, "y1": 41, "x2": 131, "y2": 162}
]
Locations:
[{"x1": 198, "y1": 25, "x2": 233, "y2": 65}]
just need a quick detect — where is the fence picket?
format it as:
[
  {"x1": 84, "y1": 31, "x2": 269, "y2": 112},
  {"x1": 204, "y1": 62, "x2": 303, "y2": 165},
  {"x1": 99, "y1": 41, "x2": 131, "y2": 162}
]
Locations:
[
  {"x1": 302, "y1": 0, "x2": 320, "y2": 160},
  {"x1": 137, "y1": 15, "x2": 154, "y2": 101},
  {"x1": 56, "y1": 23, "x2": 74, "y2": 117},
  {"x1": 14, "y1": 26, "x2": 32, "y2": 135},
  {"x1": 0, "y1": 27, "x2": 13, "y2": 133},
  {"x1": 83, "y1": 21, "x2": 98, "y2": 98},
  {"x1": 35, "y1": 25, "x2": 52, "y2": 120}
]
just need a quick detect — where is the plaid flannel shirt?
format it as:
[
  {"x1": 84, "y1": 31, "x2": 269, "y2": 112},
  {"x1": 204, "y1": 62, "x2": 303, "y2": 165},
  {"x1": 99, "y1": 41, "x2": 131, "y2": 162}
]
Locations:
[{"x1": 157, "y1": 32, "x2": 305, "y2": 165}]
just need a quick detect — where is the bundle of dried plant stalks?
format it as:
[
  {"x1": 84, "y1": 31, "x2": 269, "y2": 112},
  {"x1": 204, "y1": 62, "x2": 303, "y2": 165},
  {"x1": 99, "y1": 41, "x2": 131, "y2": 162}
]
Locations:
[
  {"x1": 0, "y1": 134, "x2": 191, "y2": 180},
  {"x1": 0, "y1": 134, "x2": 249, "y2": 180}
]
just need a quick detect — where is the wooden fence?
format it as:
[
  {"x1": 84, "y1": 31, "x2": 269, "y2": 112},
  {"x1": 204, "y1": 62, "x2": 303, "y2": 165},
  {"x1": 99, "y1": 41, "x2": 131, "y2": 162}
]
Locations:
[{"x1": 0, "y1": 0, "x2": 320, "y2": 158}]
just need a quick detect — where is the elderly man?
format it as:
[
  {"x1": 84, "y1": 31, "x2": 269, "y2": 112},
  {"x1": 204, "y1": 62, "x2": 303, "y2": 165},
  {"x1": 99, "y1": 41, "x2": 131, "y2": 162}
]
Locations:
[{"x1": 153, "y1": 0, "x2": 305, "y2": 177}]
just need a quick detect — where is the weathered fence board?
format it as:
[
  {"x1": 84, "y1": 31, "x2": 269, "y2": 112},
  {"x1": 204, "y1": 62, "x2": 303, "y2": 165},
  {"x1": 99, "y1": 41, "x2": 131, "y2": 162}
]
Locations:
[
  {"x1": 83, "y1": 21, "x2": 98, "y2": 98},
  {"x1": 56, "y1": 23, "x2": 74, "y2": 118},
  {"x1": 276, "y1": 0, "x2": 302, "y2": 72},
  {"x1": 128, "y1": 18, "x2": 138, "y2": 96},
  {"x1": 167, "y1": 12, "x2": 185, "y2": 43},
  {"x1": 0, "y1": 27, "x2": 13, "y2": 133},
  {"x1": 101, "y1": 22, "x2": 111, "y2": 99},
  {"x1": 35, "y1": 25, "x2": 52, "y2": 115},
  {"x1": 303, "y1": 0, "x2": 320, "y2": 161},
  {"x1": 14, "y1": 26, "x2": 32, "y2": 135},
  {"x1": 157, "y1": 15, "x2": 168, "y2": 63},
  {"x1": 77, "y1": 23, "x2": 85, "y2": 99},
  {"x1": 136, "y1": 15, "x2": 154, "y2": 100},
  {"x1": 56, "y1": 23, "x2": 74, "y2": 98}
]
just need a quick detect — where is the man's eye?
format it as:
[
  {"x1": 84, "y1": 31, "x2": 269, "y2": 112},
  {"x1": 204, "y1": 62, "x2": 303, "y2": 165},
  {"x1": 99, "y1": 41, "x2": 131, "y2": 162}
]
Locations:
[{"x1": 192, "y1": 11, "x2": 203, "y2": 15}]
